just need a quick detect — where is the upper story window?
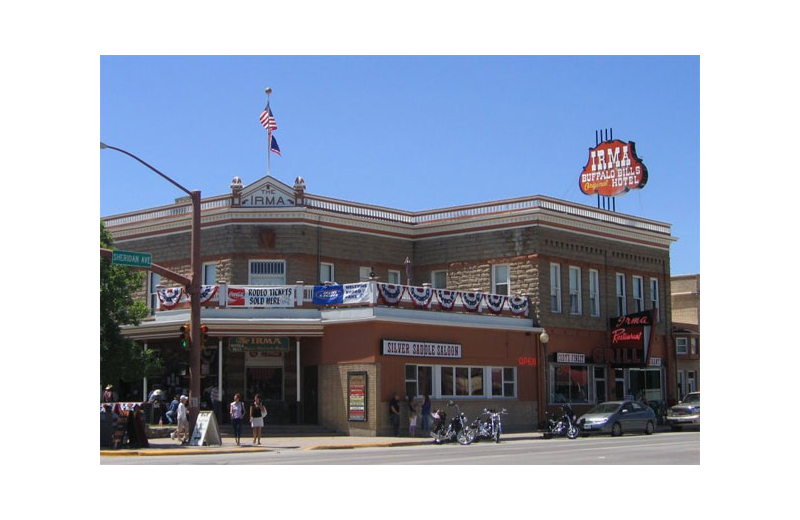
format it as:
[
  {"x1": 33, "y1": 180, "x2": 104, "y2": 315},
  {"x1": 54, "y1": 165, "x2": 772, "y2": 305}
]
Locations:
[
  {"x1": 633, "y1": 276, "x2": 644, "y2": 312},
  {"x1": 492, "y1": 265, "x2": 509, "y2": 295},
  {"x1": 589, "y1": 269, "x2": 600, "y2": 317},
  {"x1": 203, "y1": 262, "x2": 217, "y2": 285},
  {"x1": 432, "y1": 270, "x2": 447, "y2": 289},
  {"x1": 650, "y1": 278, "x2": 660, "y2": 322},
  {"x1": 616, "y1": 273, "x2": 626, "y2": 316},
  {"x1": 249, "y1": 260, "x2": 285, "y2": 285},
  {"x1": 550, "y1": 263, "x2": 562, "y2": 313},
  {"x1": 359, "y1": 266, "x2": 372, "y2": 282},
  {"x1": 676, "y1": 337, "x2": 688, "y2": 355},
  {"x1": 320, "y1": 262, "x2": 335, "y2": 284},
  {"x1": 148, "y1": 272, "x2": 161, "y2": 313},
  {"x1": 690, "y1": 338, "x2": 697, "y2": 355},
  {"x1": 388, "y1": 270, "x2": 402, "y2": 285},
  {"x1": 569, "y1": 266, "x2": 582, "y2": 315}
]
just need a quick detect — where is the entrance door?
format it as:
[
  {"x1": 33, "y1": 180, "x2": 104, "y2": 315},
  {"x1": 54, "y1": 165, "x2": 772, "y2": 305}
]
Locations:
[
  {"x1": 303, "y1": 366, "x2": 318, "y2": 424},
  {"x1": 246, "y1": 367, "x2": 283, "y2": 401}
]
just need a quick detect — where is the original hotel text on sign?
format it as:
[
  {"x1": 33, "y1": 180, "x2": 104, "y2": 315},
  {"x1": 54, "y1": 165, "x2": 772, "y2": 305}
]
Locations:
[{"x1": 382, "y1": 340, "x2": 462, "y2": 359}]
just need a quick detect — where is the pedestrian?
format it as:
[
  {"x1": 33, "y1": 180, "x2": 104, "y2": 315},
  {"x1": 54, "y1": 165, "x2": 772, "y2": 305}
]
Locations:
[
  {"x1": 229, "y1": 392, "x2": 246, "y2": 446},
  {"x1": 102, "y1": 385, "x2": 114, "y2": 403},
  {"x1": 249, "y1": 394, "x2": 267, "y2": 445},
  {"x1": 408, "y1": 395, "x2": 418, "y2": 437},
  {"x1": 420, "y1": 394, "x2": 432, "y2": 434},
  {"x1": 165, "y1": 395, "x2": 179, "y2": 424},
  {"x1": 171, "y1": 395, "x2": 190, "y2": 444},
  {"x1": 389, "y1": 392, "x2": 400, "y2": 436}
]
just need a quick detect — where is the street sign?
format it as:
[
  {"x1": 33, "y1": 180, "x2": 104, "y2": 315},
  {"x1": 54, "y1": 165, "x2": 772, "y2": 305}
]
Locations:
[{"x1": 111, "y1": 250, "x2": 152, "y2": 268}]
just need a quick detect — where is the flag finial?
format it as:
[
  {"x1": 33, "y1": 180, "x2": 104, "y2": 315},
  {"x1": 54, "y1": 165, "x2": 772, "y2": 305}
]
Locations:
[{"x1": 265, "y1": 87, "x2": 272, "y2": 95}]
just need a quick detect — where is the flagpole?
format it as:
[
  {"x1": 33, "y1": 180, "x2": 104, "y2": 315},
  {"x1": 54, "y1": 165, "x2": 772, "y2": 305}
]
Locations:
[{"x1": 266, "y1": 87, "x2": 272, "y2": 177}]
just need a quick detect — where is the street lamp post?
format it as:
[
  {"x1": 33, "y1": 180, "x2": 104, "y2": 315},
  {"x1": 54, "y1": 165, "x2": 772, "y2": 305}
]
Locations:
[
  {"x1": 101, "y1": 143, "x2": 203, "y2": 421},
  {"x1": 539, "y1": 330, "x2": 549, "y2": 427}
]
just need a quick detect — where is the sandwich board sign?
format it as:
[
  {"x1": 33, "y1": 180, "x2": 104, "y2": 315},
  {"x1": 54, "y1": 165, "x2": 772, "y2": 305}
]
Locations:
[{"x1": 189, "y1": 411, "x2": 222, "y2": 446}]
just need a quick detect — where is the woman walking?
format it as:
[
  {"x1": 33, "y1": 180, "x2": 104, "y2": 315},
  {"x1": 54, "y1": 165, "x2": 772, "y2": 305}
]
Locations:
[
  {"x1": 249, "y1": 394, "x2": 267, "y2": 445},
  {"x1": 408, "y1": 395, "x2": 418, "y2": 437},
  {"x1": 229, "y1": 393, "x2": 245, "y2": 446}
]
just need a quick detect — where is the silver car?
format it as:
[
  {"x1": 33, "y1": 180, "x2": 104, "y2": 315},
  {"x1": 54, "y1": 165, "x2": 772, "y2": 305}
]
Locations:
[
  {"x1": 579, "y1": 401, "x2": 657, "y2": 436},
  {"x1": 665, "y1": 392, "x2": 700, "y2": 431}
]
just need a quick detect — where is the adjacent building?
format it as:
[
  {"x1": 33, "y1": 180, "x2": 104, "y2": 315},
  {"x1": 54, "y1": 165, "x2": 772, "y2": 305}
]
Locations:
[{"x1": 671, "y1": 274, "x2": 700, "y2": 400}]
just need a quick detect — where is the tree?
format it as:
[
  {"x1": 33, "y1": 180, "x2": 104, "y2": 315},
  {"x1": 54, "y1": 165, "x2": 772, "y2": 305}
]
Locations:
[{"x1": 100, "y1": 221, "x2": 163, "y2": 386}]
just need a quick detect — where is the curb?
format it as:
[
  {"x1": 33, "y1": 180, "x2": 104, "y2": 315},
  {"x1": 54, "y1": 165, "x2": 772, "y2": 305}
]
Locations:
[{"x1": 100, "y1": 447, "x2": 271, "y2": 457}]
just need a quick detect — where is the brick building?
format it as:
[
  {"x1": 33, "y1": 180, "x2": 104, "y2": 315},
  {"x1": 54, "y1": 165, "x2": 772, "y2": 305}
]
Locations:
[
  {"x1": 103, "y1": 174, "x2": 677, "y2": 435},
  {"x1": 671, "y1": 274, "x2": 700, "y2": 399}
]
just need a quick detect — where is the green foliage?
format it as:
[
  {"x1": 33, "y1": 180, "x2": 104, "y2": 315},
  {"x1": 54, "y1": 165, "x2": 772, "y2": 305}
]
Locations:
[{"x1": 100, "y1": 221, "x2": 163, "y2": 384}]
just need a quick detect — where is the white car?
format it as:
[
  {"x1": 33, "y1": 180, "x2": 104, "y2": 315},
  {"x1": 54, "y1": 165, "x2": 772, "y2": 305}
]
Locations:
[{"x1": 665, "y1": 392, "x2": 700, "y2": 431}]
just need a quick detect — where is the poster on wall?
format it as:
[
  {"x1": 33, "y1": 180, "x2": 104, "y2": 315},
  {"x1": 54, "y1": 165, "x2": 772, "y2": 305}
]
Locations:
[
  {"x1": 312, "y1": 283, "x2": 374, "y2": 306},
  {"x1": 593, "y1": 310, "x2": 655, "y2": 366},
  {"x1": 347, "y1": 372, "x2": 368, "y2": 422},
  {"x1": 226, "y1": 286, "x2": 294, "y2": 308}
]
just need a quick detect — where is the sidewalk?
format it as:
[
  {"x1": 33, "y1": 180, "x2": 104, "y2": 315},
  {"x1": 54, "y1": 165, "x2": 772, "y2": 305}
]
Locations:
[{"x1": 100, "y1": 425, "x2": 676, "y2": 457}]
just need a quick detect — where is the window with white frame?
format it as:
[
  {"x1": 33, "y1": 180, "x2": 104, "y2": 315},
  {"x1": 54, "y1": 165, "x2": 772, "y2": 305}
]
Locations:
[
  {"x1": 551, "y1": 364, "x2": 590, "y2": 404},
  {"x1": 388, "y1": 270, "x2": 402, "y2": 284},
  {"x1": 569, "y1": 266, "x2": 582, "y2": 315},
  {"x1": 491, "y1": 367, "x2": 517, "y2": 397},
  {"x1": 633, "y1": 276, "x2": 644, "y2": 312},
  {"x1": 405, "y1": 364, "x2": 433, "y2": 397},
  {"x1": 550, "y1": 263, "x2": 562, "y2": 313},
  {"x1": 249, "y1": 260, "x2": 286, "y2": 285},
  {"x1": 589, "y1": 269, "x2": 600, "y2": 317},
  {"x1": 431, "y1": 270, "x2": 447, "y2": 289},
  {"x1": 676, "y1": 337, "x2": 688, "y2": 355},
  {"x1": 492, "y1": 264, "x2": 509, "y2": 295},
  {"x1": 148, "y1": 272, "x2": 161, "y2": 313},
  {"x1": 650, "y1": 278, "x2": 660, "y2": 322},
  {"x1": 320, "y1": 262, "x2": 335, "y2": 284},
  {"x1": 440, "y1": 366, "x2": 484, "y2": 397},
  {"x1": 359, "y1": 266, "x2": 372, "y2": 282},
  {"x1": 202, "y1": 262, "x2": 217, "y2": 285},
  {"x1": 616, "y1": 273, "x2": 626, "y2": 316}
]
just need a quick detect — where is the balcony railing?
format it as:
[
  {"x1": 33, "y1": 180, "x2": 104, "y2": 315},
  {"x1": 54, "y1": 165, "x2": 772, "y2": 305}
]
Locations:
[{"x1": 155, "y1": 281, "x2": 530, "y2": 319}]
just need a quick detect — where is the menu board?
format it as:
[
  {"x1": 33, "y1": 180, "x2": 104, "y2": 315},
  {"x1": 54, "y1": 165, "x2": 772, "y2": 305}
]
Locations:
[{"x1": 347, "y1": 372, "x2": 367, "y2": 422}]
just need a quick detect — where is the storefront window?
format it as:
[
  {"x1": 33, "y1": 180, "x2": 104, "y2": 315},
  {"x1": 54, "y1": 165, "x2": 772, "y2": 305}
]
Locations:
[
  {"x1": 594, "y1": 366, "x2": 606, "y2": 403},
  {"x1": 245, "y1": 366, "x2": 283, "y2": 401},
  {"x1": 440, "y1": 366, "x2": 486, "y2": 397},
  {"x1": 491, "y1": 367, "x2": 516, "y2": 397},
  {"x1": 405, "y1": 365, "x2": 432, "y2": 397},
  {"x1": 551, "y1": 365, "x2": 589, "y2": 404},
  {"x1": 628, "y1": 368, "x2": 663, "y2": 403}
]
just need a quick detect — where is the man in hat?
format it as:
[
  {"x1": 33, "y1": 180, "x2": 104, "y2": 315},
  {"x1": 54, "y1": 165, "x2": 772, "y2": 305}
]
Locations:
[
  {"x1": 172, "y1": 395, "x2": 190, "y2": 444},
  {"x1": 102, "y1": 385, "x2": 115, "y2": 403}
]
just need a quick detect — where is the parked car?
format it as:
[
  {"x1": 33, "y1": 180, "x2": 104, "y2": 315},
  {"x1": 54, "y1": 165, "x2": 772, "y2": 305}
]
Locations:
[
  {"x1": 665, "y1": 392, "x2": 700, "y2": 431},
  {"x1": 578, "y1": 401, "x2": 657, "y2": 436}
]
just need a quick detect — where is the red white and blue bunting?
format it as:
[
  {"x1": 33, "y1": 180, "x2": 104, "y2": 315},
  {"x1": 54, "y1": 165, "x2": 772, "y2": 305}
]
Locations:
[
  {"x1": 408, "y1": 286, "x2": 434, "y2": 309},
  {"x1": 461, "y1": 291, "x2": 483, "y2": 312},
  {"x1": 197, "y1": 285, "x2": 218, "y2": 304},
  {"x1": 377, "y1": 283, "x2": 405, "y2": 305},
  {"x1": 508, "y1": 296, "x2": 529, "y2": 316},
  {"x1": 157, "y1": 287, "x2": 184, "y2": 309},
  {"x1": 485, "y1": 294, "x2": 507, "y2": 315},
  {"x1": 435, "y1": 289, "x2": 459, "y2": 311}
]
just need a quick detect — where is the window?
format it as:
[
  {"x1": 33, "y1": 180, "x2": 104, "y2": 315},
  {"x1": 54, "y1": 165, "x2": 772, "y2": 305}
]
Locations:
[
  {"x1": 677, "y1": 370, "x2": 686, "y2": 400},
  {"x1": 616, "y1": 273, "x2": 626, "y2": 316},
  {"x1": 491, "y1": 367, "x2": 516, "y2": 397},
  {"x1": 388, "y1": 270, "x2": 402, "y2": 284},
  {"x1": 550, "y1": 263, "x2": 562, "y2": 313},
  {"x1": 594, "y1": 366, "x2": 606, "y2": 403},
  {"x1": 202, "y1": 262, "x2": 217, "y2": 285},
  {"x1": 629, "y1": 368, "x2": 663, "y2": 402},
  {"x1": 589, "y1": 269, "x2": 600, "y2": 317},
  {"x1": 148, "y1": 272, "x2": 161, "y2": 313},
  {"x1": 633, "y1": 276, "x2": 644, "y2": 312},
  {"x1": 687, "y1": 371, "x2": 696, "y2": 393},
  {"x1": 249, "y1": 260, "x2": 285, "y2": 285},
  {"x1": 615, "y1": 368, "x2": 625, "y2": 400},
  {"x1": 440, "y1": 366, "x2": 484, "y2": 397},
  {"x1": 676, "y1": 337, "x2": 688, "y2": 355},
  {"x1": 320, "y1": 262, "x2": 335, "y2": 283},
  {"x1": 492, "y1": 264, "x2": 509, "y2": 295},
  {"x1": 359, "y1": 266, "x2": 372, "y2": 282},
  {"x1": 551, "y1": 365, "x2": 589, "y2": 404},
  {"x1": 690, "y1": 338, "x2": 697, "y2": 355},
  {"x1": 405, "y1": 364, "x2": 433, "y2": 398},
  {"x1": 650, "y1": 278, "x2": 660, "y2": 322},
  {"x1": 569, "y1": 266, "x2": 582, "y2": 315},
  {"x1": 431, "y1": 270, "x2": 447, "y2": 289}
]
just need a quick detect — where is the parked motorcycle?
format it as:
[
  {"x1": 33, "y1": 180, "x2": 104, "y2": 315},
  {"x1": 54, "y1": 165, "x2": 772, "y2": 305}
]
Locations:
[
  {"x1": 431, "y1": 401, "x2": 474, "y2": 445},
  {"x1": 471, "y1": 408, "x2": 508, "y2": 443},
  {"x1": 543, "y1": 404, "x2": 580, "y2": 439}
]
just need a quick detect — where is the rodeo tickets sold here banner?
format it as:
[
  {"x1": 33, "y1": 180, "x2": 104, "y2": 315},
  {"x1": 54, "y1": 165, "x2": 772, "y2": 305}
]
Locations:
[{"x1": 226, "y1": 286, "x2": 294, "y2": 308}]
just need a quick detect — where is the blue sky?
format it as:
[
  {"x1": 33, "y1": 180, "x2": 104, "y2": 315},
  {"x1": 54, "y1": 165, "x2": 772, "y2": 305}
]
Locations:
[{"x1": 100, "y1": 56, "x2": 699, "y2": 275}]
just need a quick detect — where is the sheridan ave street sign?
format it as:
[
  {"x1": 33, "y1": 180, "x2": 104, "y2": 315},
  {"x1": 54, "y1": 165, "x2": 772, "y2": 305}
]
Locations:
[{"x1": 111, "y1": 250, "x2": 152, "y2": 268}]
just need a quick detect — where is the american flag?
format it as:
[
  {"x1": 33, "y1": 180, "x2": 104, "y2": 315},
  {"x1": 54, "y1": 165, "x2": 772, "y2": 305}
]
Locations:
[
  {"x1": 270, "y1": 134, "x2": 281, "y2": 156},
  {"x1": 259, "y1": 103, "x2": 278, "y2": 131}
]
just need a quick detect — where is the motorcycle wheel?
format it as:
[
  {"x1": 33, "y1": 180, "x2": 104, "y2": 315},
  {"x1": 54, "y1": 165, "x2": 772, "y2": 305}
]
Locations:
[
  {"x1": 457, "y1": 430, "x2": 472, "y2": 445},
  {"x1": 567, "y1": 425, "x2": 579, "y2": 439}
]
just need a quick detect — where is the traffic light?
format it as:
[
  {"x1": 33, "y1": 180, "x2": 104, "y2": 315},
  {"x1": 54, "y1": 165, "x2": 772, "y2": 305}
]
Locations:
[
  {"x1": 200, "y1": 324, "x2": 209, "y2": 344},
  {"x1": 179, "y1": 323, "x2": 191, "y2": 349}
]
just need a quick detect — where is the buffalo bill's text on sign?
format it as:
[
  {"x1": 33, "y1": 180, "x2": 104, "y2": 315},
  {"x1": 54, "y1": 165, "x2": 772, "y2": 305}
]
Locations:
[{"x1": 580, "y1": 139, "x2": 648, "y2": 197}]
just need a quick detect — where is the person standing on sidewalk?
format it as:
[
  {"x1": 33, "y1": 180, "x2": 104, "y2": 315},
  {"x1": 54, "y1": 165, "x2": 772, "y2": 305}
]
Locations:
[
  {"x1": 408, "y1": 395, "x2": 418, "y2": 437},
  {"x1": 250, "y1": 394, "x2": 266, "y2": 445},
  {"x1": 389, "y1": 392, "x2": 400, "y2": 436},
  {"x1": 420, "y1": 394, "x2": 432, "y2": 435},
  {"x1": 172, "y1": 395, "x2": 190, "y2": 444},
  {"x1": 229, "y1": 392, "x2": 245, "y2": 446}
]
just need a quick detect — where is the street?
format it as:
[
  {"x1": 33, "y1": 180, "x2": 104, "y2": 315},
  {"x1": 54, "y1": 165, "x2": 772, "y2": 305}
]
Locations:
[{"x1": 102, "y1": 431, "x2": 699, "y2": 465}]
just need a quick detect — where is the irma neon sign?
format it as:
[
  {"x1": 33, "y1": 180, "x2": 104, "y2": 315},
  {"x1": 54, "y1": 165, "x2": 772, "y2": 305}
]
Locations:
[{"x1": 579, "y1": 140, "x2": 648, "y2": 197}]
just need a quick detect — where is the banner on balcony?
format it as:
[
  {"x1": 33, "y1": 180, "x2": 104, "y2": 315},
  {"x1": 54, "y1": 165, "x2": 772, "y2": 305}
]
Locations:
[
  {"x1": 312, "y1": 283, "x2": 374, "y2": 306},
  {"x1": 508, "y1": 296, "x2": 529, "y2": 316},
  {"x1": 226, "y1": 286, "x2": 294, "y2": 308},
  {"x1": 197, "y1": 285, "x2": 218, "y2": 304},
  {"x1": 485, "y1": 294, "x2": 506, "y2": 314},
  {"x1": 461, "y1": 291, "x2": 483, "y2": 312},
  {"x1": 157, "y1": 287, "x2": 183, "y2": 309},
  {"x1": 408, "y1": 286, "x2": 433, "y2": 309},
  {"x1": 377, "y1": 283, "x2": 405, "y2": 305},
  {"x1": 435, "y1": 289, "x2": 459, "y2": 310}
]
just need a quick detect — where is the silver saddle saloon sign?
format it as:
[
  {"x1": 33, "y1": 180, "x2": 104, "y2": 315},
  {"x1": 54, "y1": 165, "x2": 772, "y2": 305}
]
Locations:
[{"x1": 579, "y1": 139, "x2": 648, "y2": 197}]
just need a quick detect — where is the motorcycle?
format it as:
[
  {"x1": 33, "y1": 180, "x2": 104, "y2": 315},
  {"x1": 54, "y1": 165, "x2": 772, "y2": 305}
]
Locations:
[
  {"x1": 431, "y1": 400, "x2": 474, "y2": 445},
  {"x1": 471, "y1": 408, "x2": 508, "y2": 443},
  {"x1": 543, "y1": 404, "x2": 580, "y2": 439}
]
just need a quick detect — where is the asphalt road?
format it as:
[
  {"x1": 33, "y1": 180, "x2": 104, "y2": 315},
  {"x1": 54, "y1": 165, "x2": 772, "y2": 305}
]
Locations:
[{"x1": 102, "y1": 431, "x2": 699, "y2": 465}]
